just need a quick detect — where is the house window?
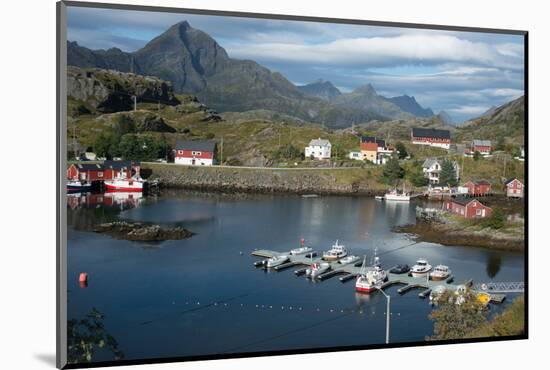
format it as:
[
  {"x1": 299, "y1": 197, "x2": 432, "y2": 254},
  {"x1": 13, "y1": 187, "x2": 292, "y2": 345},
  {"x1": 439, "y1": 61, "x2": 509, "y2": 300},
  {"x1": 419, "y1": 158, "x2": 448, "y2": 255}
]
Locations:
[
  {"x1": 460, "y1": 209, "x2": 464, "y2": 215},
  {"x1": 178, "y1": 150, "x2": 183, "y2": 155},
  {"x1": 476, "y1": 209, "x2": 482, "y2": 216},
  {"x1": 98, "y1": 172, "x2": 103, "y2": 177},
  {"x1": 192, "y1": 151, "x2": 202, "y2": 156}
]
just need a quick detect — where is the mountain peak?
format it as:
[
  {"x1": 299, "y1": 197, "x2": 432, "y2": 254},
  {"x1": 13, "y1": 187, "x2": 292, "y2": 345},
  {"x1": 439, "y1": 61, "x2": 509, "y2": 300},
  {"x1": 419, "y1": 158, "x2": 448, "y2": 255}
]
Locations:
[
  {"x1": 353, "y1": 83, "x2": 376, "y2": 95},
  {"x1": 387, "y1": 95, "x2": 434, "y2": 118},
  {"x1": 297, "y1": 79, "x2": 341, "y2": 101}
]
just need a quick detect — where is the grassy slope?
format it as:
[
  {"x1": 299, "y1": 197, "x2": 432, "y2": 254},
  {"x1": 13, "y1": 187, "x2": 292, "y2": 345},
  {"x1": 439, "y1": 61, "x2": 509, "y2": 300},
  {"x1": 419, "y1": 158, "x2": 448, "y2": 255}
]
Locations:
[{"x1": 467, "y1": 296, "x2": 525, "y2": 338}]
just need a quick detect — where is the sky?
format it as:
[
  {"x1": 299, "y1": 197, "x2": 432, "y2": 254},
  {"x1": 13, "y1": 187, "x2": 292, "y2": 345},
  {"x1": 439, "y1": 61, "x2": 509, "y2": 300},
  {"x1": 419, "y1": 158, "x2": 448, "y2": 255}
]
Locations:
[{"x1": 67, "y1": 6, "x2": 525, "y2": 123}]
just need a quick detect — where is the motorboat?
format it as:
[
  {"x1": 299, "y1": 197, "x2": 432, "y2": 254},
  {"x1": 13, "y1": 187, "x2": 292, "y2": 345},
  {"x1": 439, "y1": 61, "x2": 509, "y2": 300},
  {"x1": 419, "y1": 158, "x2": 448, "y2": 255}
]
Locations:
[
  {"x1": 338, "y1": 255, "x2": 360, "y2": 265},
  {"x1": 410, "y1": 258, "x2": 432, "y2": 278},
  {"x1": 322, "y1": 240, "x2": 347, "y2": 261},
  {"x1": 384, "y1": 189, "x2": 411, "y2": 202},
  {"x1": 355, "y1": 255, "x2": 387, "y2": 294},
  {"x1": 389, "y1": 264, "x2": 410, "y2": 274},
  {"x1": 430, "y1": 265, "x2": 451, "y2": 281},
  {"x1": 374, "y1": 195, "x2": 384, "y2": 201},
  {"x1": 266, "y1": 255, "x2": 289, "y2": 268},
  {"x1": 104, "y1": 178, "x2": 145, "y2": 192},
  {"x1": 67, "y1": 179, "x2": 91, "y2": 192},
  {"x1": 305, "y1": 262, "x2": 330, "y2": 279},
  {"x1": 290, "y1": 246, "x2": 313, "y2": 255}
]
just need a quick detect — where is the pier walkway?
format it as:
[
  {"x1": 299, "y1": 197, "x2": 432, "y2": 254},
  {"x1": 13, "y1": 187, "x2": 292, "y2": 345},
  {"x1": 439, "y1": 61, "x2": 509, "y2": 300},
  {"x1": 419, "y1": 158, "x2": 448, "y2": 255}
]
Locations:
[{"x1": 252, "y1": 249, "x2": 524, "y2": 303}]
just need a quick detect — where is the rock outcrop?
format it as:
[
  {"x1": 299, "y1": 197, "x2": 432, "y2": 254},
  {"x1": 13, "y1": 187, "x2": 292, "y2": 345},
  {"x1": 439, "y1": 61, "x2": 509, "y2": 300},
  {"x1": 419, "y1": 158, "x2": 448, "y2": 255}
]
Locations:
[{"x1": 94, "y1": 221, "x2": 194, "y2": 241}]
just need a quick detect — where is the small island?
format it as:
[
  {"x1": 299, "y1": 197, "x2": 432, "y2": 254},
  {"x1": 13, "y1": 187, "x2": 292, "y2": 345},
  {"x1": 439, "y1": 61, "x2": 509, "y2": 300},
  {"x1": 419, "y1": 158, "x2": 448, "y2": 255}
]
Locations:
[{"x1": 94, "y1": 221, "x2": 194, "y2": 241}]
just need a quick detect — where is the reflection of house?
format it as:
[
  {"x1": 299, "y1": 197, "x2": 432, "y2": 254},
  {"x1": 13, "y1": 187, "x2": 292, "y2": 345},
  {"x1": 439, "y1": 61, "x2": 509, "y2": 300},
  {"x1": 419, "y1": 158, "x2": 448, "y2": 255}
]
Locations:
[
  {"x1": 462, "y1": 180, "x2": 492, "y2": 196},
  {"x1": 411, "y1": 128, "x2": 451, "y2": 149},
  {"x1": 67, "y1": 163, "x2": 106, "y2": 181},
  {"x1": 305, "y1": 138, "x2": 331, "y2": 159},
  {"x1": 422, "y1": 158, "x2": 460, "y2": 185},
  {"x1": 446, "y1": 197, "x2": 492, "y2": 218},
  {"x1": 174, "y1": 140, "x2": 217, "y2": 166},
  {"x1": 504, "y1": 177, "x2": 524, "y2": 198}
]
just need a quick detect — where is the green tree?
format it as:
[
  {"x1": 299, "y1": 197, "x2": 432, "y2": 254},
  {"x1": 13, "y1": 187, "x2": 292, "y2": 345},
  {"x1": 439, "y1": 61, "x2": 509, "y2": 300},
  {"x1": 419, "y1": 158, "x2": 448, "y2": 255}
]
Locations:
[
  {"x1": 439, "y1": 159, "x2": 458, "y2": 187},
  {"x1": 473, "y1": 151, "x2": 481, "y2": 161},
  {"x1": 395, "y1": 141, "x2": 408, "y2": 159},
  {"x1": 428, "y1": 289, "x2": 488, "y2": 341},
  {"x1": 382, "y1": 153, "x2": 405, "y2": 185},
  {"x1": 480, "y1": 207, "x2": 506, "y2": 229},
  {"x1": 409, "y1": 164, "x2": 429, "y2": 187}
]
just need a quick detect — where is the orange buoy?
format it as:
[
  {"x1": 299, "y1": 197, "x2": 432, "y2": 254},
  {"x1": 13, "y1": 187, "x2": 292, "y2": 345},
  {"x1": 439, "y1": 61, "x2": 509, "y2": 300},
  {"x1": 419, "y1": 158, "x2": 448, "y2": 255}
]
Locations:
[{"x1": 79, "y1": 272, "x2": 88, "y2": 288}]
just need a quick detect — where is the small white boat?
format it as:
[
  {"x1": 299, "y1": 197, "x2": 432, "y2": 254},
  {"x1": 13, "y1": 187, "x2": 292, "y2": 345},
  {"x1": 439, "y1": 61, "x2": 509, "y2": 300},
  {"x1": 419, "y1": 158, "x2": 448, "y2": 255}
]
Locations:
[
  {"x1": 355, "y1": 255, "x2": 387, "y2": 294},
  {"x1": 266, "y1": 255, "x2": 289, "y2": 268},
  {"x1": 305, "y1": 262, "x2": 330, "y2": 278},
  {"x1": 290, "y1": 246, "x2": 313, "y2": 255},
  {"x1": 338, "y1": 255, "x2": 360, "y2": 265},
  {"x1": 104, "y1": 178, "x2": 145, "y2": 192},
  {"x1": 67, "y1": 179, "x2": 91, "y2": 192},
  {"x1": 374, "y1": 195, "x2": 384, "y2": 201},
  {"x1": 430, "y1": 265, "x2": 451, "y2": 281},
  {"x1": 323, "y1": 240, "x2": 347, "y2": 261},
  {"x1": 410, "y1": 258, "x2": 432, "y2": 278},
  {"x1": 384, "y1": 189, "x2": 410, "y2": 202}
]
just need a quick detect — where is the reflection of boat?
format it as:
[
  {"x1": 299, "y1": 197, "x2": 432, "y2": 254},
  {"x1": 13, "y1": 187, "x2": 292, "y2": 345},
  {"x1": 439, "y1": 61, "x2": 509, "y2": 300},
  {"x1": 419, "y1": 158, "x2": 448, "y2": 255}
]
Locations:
[
  {"x1": 67, "y1": 180, "x2": 91, "y2": 192},
  {"x1": 338, "y1": 255, "x2": 360, "y2": 265},
  {"x1": 355, "y1": 255, "x2": 387, "y2": 294},
  {"x1": 384, "y1": 189, "x2": 410, "y2": 202},
  {"x1": 430, "y1": 265, "x2": 451, "y2": 281},
  {"x1": 104, "y1": 178, "x2": 144, "y2": 192},
  {"x1": 266, "y1": 255, "x2": 289, "y2": 268},
  {"x1": 322, "y1": 240, "x2": 347, "y2": 261},
  {"x1": 305, "y1": 262, "x2": 330, "y2": 278},
  {"x1": 410, "y1": 258, "x2": 432, "y2": 278},
  {"x1": 389, "y1": 264, "x2": 410, "y2": 274}
]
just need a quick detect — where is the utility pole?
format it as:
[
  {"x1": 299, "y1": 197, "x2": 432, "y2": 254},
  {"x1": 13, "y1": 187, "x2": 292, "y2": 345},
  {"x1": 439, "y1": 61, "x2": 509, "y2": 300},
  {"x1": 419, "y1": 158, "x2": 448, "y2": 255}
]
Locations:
[
  {"x1": 220, "y1": 137, "x2": 224, "y2": 165},
  {"x1": 133, "y1": 95, "x2": 137, "y2": 112},
  {"x1": 158, "y1": 100, "x2": 160, "y2": 112},
  {"x1": 503, "y1": 155, "x2": 507, "y2": 179}
]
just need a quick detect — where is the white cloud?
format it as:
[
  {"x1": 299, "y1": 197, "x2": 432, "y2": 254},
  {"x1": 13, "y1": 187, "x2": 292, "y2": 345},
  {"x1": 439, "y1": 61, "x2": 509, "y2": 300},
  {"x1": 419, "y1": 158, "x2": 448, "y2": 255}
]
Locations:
[{"x1": 227, "y1": 34, "x2": 523, "y2": 70}]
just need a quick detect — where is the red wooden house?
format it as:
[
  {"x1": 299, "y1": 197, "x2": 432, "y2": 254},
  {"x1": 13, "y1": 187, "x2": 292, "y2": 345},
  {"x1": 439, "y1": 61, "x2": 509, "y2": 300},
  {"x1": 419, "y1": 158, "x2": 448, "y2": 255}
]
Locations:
[
  {"x1": 67, "y1": 163, "x2": 106, "y2": 182},
  {"x1": 463, "y1": 180, "x2": 492, "y2": 196},
  {"x1": 411, "y1": 128, "x2": 451, "y2": 149},
  {"x1": 174, "y1": 140, "x2": 217, "y2": 166},
  {"x1": 103, "y1": 160, "x2": 141, "y2": 179},
  {"x1": 472, "y1": 140, "x2": 492, "y2": 156},
  {"x1": 446, "y1": 196, "x2": 492, "y2": 219},
  {"x1": 504, "y1": 178, "x2": 524, "y2": 198}
]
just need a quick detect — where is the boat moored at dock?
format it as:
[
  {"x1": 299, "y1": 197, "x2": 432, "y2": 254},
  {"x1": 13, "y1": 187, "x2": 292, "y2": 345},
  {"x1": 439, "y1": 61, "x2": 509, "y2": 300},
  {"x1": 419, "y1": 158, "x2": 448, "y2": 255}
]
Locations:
[
  {"x1": 305, "y1": 262, "x2": 330, "y2": 278},
  {"x1": 322, "y1": 240, "x2": 348, "y2": 261},
  {"x1": 355, "y1": 255, "x2": 387, "y2": 294},
  {"x1": 410, "y1": 258, "x2": 432, "y2": 278},
  {"x1": 67, "y1": 180, "x2": 92, "y2": 192},
  {"x1": 384, "y1": 189, "x2": 411, "y2": 202},
  {"x1": 266, "y1": 255, "x2": 289, "y2": 268},
  {"x1": 430, "y1": 265, "x2": 451, "y2": 281},
  {"x1": 104, "y1": 178, "x2": 145, "y2": 192},
  {"x1": 338, "y1": 255, "x2": 360, "y2": 265}
]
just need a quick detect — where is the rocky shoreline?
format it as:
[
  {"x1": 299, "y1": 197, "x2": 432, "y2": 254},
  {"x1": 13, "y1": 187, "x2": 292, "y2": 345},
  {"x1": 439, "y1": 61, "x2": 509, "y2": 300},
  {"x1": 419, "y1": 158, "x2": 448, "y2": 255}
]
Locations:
[
  {"x1": 94, "y1": 221, "x2": 194, "y2": 241},
  {"x1": 394, "y1": 221, "x2": 524, "y2": 252},
  {"x1": 144, "y1": 164, "x2": 387, "y2": 195}
]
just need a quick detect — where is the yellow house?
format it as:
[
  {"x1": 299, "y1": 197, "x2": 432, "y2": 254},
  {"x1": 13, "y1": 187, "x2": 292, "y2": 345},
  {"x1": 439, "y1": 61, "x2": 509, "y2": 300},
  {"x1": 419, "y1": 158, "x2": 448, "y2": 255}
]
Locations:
[{"x1": 360, "y1": 141, "x2": 378, "y2": 163}]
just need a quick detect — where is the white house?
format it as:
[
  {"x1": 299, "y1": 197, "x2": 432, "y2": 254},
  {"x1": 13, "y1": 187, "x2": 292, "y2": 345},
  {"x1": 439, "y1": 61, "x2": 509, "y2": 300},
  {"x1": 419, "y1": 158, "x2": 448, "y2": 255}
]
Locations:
[
  {"x1": 422, "y1": 158, "x2": 460, "y2": 185},
  {"x1": 348, "y1": 151, "x2": 361, "y2": 160},
  {"x1": 305, "y1": 138, "x2": 331, "y2": 159}
]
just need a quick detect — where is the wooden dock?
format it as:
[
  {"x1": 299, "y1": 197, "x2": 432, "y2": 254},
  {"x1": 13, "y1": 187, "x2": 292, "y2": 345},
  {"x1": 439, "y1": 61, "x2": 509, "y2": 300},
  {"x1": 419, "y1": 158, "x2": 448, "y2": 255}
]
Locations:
[{"x1": 251, "y1": 249, "x2": 511, "y2": 303}]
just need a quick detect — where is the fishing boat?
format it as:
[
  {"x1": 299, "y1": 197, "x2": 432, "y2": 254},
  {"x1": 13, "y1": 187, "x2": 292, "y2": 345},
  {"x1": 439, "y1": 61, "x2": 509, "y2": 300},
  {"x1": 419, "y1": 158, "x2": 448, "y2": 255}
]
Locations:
[
  {"x1": 266, "y1": 255, "x2": 289, "y2": 268},
  {"x1": 338, "y1": 255, "x2": 360, "y2": 265},
  {"x1": 104, "y1": 178, "x2": 145, "y2": 192},
  {"x1": 322, "y1": 240, "x2": 348, "y2": 261},
  {"x1": 67, "y1": 179, "x2": 91, "y2": 192},
  {"x1": 384, "y1": 189, "x2": 411, "y2": 202},
  {"x1": 430, "y1": 265, "x2": 451, "y2": 281},
  {"x1": 305, "y1": 262, "x2": 330, "y2": 278},
  {"x1": 355, "y1": 255, "x2": 387, "y2": 294},
  {"x1": 410, "y1": 258, "x2": 432, "y2": 278}
]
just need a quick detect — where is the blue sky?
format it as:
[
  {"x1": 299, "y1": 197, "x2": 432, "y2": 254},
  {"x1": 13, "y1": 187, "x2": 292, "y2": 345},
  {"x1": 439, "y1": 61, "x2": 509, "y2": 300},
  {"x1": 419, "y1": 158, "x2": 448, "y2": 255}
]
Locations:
[{"x1": 67, "y1": 6, "x2": 525, "y2": 123}]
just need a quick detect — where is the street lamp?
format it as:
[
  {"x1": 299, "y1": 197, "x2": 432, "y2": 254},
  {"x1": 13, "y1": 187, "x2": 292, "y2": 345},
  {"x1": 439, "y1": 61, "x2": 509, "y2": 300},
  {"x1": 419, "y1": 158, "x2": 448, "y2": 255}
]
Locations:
[{"x1": 376, "y1": 287, "x2": 391, "y2": 344}]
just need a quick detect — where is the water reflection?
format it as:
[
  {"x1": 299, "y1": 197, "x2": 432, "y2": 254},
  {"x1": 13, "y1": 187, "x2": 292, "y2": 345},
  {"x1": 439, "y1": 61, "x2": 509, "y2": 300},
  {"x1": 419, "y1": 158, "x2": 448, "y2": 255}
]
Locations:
[
  {"x1": 67, "y1": 308, "x2": 124, "y2": 364},
  {"x1": 67, "y1": 192, "x2": 143, "y2": 211},
  {"x1": 486, "y1": 253, "x2": 502, "y2": 278}
]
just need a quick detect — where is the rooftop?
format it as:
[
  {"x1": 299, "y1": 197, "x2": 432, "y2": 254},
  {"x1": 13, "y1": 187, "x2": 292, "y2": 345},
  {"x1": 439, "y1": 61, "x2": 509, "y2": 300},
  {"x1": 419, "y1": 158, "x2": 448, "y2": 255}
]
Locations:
[
  {"x1": 412, "y1": 127, "x2": 451, "y2": 140},
  {"x1": 175, "y1": 140, "x2": 217, "y2": 152}
]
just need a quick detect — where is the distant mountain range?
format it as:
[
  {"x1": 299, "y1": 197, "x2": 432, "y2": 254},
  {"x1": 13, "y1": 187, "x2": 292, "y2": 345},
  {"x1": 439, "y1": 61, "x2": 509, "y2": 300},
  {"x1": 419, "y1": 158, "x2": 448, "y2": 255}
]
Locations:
[{"x1": 68, "y1": 20, "x2": 435, "y2": 127}]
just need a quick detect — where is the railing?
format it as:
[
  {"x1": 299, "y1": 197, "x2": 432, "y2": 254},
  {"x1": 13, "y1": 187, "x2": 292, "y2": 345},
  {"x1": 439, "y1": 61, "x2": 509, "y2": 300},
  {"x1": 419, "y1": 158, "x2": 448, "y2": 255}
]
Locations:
[{"x1": 473, "y1": 282, "x2": 525, "y2": 293}]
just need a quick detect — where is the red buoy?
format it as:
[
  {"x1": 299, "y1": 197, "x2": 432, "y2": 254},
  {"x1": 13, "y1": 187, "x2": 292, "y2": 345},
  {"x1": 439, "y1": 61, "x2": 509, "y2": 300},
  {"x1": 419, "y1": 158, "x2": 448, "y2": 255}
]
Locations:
[{"x1": 79, "y1": 272, "x2": 88, "y2": 288}]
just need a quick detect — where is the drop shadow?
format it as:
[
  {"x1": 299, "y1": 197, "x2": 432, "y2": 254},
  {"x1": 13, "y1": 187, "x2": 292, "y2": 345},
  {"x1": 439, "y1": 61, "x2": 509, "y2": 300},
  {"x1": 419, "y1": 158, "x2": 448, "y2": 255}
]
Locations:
[{"x1": 34, "y1": 353, "x2": 56, "y2": 367}]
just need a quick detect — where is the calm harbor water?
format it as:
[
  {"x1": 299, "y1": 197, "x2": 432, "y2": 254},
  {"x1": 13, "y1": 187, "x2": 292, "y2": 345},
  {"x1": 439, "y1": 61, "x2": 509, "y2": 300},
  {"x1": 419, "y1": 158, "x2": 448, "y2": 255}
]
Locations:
[{"x1": 67, "y1": 191, "x2": 524, "y2": 363}]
